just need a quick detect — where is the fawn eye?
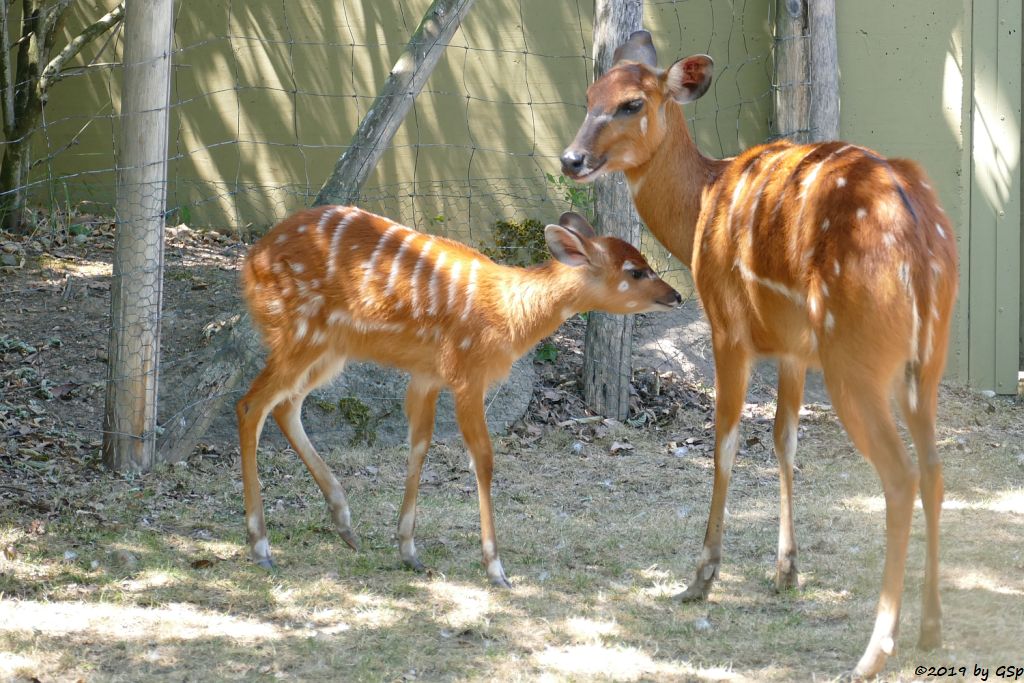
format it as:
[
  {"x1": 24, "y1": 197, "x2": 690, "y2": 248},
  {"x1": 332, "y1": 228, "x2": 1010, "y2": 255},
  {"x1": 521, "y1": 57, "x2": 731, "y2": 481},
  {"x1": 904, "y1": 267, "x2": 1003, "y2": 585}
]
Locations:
[
  {"x1": 618, "y1": 99, "x2": 644, "y2": 115},
  {"x1": 630, "y1": 268, "x2": 645, "y2": 280}
]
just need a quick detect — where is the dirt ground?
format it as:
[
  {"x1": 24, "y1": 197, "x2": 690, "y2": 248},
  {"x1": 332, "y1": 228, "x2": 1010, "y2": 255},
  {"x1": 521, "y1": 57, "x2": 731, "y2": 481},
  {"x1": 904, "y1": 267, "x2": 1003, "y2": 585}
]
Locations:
[{"x1": 1, "y1": 221, "x2": 1023, "y2": 682}]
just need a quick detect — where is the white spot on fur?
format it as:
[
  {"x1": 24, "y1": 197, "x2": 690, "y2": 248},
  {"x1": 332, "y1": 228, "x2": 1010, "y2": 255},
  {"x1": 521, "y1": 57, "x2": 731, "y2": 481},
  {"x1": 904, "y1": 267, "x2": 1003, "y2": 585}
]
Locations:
[
  {"x1": 820, "y1": 217, "x2": 830, "y2": 231},
  {"x1": 935, "y1": 222, "x2": 946, "y2": 239},
  {"x1": 294, "y1": 318, "x2": 308, "y2": 340},
  {"x1": 459, "y1": 336, "x2": 472, "y2": 351},
  {"x1": 297, "y1": 294, "x2": 323, "y2": 317},
  {"x1": 856, "y1": 207, "x2": 868, "y2": 220},
  {"x1": 275, "y1": 233, "x2": 287, "y2": 244},
  {"x1": 882, "y1": 232, "x2": 897, "y2": 247},
  {"x1": 824, "y1": 311, "x2": 835, "y2": 332},
  {"x1": 265, "y1": 298, "x2": 284, "y2": 314},
  {"x1": 617, "y1": 280, "x2": 629, "y2": 292},
  {"x1": 836, "y1": 177, "x2": 847, "y2": 188},
  {"x1": 833, "y1": 259, "x2": 841, "y2": 276},
  {"x1": 290, "y1": 261, "x2": 305, "y2": 274},
  {"x1": 297, "y1": 225, "x2": 307, "y2": 234},
  {"x1": 921, "y1": 181, "x2": 932, "y2": 190},
  {"x1": 626, "y1": 301, "x2": 638, "y2": 308},
  {"x1": 640, "y1": 115, "x2": 648, "y2": 135},
  {"x1": 821, "y1": 281, "x2": 830, "y2": 298},
  {"x1": 310, "y1": 328, "x2": 327, "y2": 346}
]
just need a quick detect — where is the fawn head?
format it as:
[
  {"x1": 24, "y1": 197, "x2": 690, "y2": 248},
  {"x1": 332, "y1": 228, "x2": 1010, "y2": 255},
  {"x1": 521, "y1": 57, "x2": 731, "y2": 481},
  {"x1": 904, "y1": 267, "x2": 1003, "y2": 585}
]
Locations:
[
  {"x1": 560, "y1": 30, "x2": 713, "y2": 182},
  {"x1": 545, "y1": 211, "x2": 681, "y2": 313}
]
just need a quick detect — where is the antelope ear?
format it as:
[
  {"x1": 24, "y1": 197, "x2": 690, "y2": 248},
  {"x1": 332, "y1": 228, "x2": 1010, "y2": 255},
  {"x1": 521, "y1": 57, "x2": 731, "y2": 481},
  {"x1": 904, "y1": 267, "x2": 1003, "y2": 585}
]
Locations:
[
  {"x1": 664, "y1": 54, "x2": 714, "y2": 103},
  {"x1": 558, "y1": 211, "x2": 597, "y2": 240},
  {"x1": 545, "y1": 224, "x2": 593, "y2": 267},
  {"x1": 613, "y1": 30, "x2": 658, "y2": 67}
]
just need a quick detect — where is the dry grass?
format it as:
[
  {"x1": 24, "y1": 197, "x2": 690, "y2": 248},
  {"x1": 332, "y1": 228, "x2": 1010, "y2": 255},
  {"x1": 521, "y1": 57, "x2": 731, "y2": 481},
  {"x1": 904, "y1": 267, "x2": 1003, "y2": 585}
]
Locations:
[{"x1": 1, "y1": 383, "x2": 1022, "y2": 682}]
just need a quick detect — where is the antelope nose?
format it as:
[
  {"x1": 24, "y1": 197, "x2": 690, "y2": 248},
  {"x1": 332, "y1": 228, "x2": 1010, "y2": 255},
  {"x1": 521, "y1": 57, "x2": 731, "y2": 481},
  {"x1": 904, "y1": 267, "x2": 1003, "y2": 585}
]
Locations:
[{"x1": 560, "y1": 149, "x2": 586, "y2": 175}]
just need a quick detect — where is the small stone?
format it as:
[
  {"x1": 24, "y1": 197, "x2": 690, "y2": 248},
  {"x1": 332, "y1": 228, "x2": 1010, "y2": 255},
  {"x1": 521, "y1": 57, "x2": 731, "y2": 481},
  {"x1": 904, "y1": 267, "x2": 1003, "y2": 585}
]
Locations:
[
  {"x1": 0, "y1": 254, "x2": 18, "y2": 267},
  {"x1": 1, "y1": 242, "x2": 18, "y2": 253},
  {"x1": 111, "y1": 549, "x2": 139, "y2": 569},
  {"x1": 694, "y1": 617, "x2": 712, "y2": 632},
  {"x1": 63, "y1": 550, "x2": 78, "y2": 562},
  {"x1": 980, "y1": 389, "x2": 996, "y2": 398}
]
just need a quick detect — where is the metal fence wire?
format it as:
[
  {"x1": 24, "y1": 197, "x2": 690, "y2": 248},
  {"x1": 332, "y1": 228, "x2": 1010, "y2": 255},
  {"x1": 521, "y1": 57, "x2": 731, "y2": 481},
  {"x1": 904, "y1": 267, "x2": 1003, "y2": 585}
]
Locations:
[{"x1": 0, "y1": 0, "x2": 806, "y2": 464}]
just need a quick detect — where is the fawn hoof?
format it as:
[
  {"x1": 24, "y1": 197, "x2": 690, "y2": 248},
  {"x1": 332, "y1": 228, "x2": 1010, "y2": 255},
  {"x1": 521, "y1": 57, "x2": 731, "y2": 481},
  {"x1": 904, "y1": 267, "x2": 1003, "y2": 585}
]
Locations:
[
  {"x1": 402, "y1": 555, "x2": 426, "y2": 573},
  {"x1": 253, "y1": 556, "x2": 275, "y2": 570},
  {"x1": 489, "y1": 573, "x2": 513, "y2": 589},
  {"x1": 338, "y1": 528, "x2": 360, "y2": 551}
]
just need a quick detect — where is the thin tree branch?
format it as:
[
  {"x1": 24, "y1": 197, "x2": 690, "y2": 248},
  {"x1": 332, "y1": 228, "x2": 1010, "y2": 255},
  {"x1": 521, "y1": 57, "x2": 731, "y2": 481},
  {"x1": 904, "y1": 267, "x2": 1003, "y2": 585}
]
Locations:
[{"x1": 37, "y1": 1, "x2": 124, "y2": 99}]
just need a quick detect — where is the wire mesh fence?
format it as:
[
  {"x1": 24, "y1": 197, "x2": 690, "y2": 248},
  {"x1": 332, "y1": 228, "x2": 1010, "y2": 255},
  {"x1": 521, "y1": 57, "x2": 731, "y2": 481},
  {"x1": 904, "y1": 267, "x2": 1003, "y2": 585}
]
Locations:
[{"x1": 0, "y1": 0, "x2": 798, "y2": 465}]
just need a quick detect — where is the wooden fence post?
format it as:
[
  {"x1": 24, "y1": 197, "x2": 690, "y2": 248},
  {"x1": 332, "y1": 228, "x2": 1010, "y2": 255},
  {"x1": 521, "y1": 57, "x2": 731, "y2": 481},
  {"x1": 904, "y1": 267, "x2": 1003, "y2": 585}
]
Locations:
[
  {"x1": 773, "y1": 0, "x2": 809, "y2": 142},
  {"x1": 581, "y1": 0, "x2": 644, "y2": 421},
  {"x1": 103, "y1": 0, "x2": 174, "y2": 472}
]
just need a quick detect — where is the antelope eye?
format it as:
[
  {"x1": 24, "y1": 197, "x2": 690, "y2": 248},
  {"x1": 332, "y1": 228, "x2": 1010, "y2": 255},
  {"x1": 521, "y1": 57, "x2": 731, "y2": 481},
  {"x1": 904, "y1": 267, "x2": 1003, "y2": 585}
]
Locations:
[
  {"x1": 618, "y1": 99, "x2": 644, "y2": 115},
  {"x1": 630, "y1": 268, "x2": 645, "y2": 280}
]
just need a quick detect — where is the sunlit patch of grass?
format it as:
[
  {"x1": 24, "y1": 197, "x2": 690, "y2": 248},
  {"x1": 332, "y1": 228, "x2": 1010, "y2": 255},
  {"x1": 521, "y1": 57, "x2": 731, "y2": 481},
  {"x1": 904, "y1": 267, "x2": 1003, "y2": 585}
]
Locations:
[{"x1": 0, "y1": 383, "x2": 1021, "y2": 681}]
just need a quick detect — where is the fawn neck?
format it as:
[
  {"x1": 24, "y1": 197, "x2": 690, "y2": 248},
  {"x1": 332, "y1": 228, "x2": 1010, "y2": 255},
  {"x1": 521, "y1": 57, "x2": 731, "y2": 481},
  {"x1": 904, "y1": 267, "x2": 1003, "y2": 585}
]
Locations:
[
  {"x1": 625, "y1": 103, "x2": 726, "y2": 269},
  {"x1": 493, "y1": 260, "x2": 590, "y2": 357}
]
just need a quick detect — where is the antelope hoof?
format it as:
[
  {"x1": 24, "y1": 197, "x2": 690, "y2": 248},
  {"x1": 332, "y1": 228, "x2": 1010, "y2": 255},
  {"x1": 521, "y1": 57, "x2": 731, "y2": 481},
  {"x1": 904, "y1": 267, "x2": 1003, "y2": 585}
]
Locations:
[
  {"x1": 676, "y1": 563, "x2": 716, "y2": 602},
  {"x1": 338, "y1": 527, "x2": 360, "y2": 551},
  {"x1": 851, "y1": 646, "x2": 890, "y2": 681},
  {"x1": 774, "y1": 557, "x2": 799, "y2": 592}
]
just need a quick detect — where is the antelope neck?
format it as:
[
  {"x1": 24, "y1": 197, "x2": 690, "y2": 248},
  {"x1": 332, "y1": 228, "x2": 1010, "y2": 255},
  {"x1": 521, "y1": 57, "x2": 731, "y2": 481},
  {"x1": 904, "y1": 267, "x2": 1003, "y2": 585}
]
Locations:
[{"x1": 625, "y1": 102, "x2": 725, "y2": 269}]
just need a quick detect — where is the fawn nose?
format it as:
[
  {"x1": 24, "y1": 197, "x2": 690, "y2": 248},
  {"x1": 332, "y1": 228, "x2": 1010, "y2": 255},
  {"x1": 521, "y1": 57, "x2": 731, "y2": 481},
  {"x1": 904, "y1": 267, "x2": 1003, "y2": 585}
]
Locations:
[{"x1": 560, "y1": 149, "x2": 586, "y2": 176}]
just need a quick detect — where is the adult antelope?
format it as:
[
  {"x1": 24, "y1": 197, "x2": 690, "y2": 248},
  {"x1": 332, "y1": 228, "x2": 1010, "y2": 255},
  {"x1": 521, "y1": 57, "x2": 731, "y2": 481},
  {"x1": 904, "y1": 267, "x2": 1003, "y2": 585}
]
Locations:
[
  {"x1": 561, "y1": 31, "x2": 957, "y2": 677},
  {"x1": 236, "y1": 207, "x2": 681, "y2": 587}
]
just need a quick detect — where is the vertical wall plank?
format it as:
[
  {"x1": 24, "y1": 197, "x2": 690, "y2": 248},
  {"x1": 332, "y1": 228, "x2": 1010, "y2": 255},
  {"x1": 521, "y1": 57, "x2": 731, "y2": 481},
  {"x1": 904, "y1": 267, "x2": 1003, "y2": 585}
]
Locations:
[{"x1": 969, "y1": 0, "x2": 1021, "y2": 393}]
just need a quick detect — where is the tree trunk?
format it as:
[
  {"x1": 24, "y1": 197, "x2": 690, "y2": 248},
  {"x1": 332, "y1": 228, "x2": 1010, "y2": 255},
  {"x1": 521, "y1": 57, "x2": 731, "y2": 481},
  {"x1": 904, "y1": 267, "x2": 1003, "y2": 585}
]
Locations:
[
  {"x1": 103, "y1": 0, "x2": 173, "y2": 472},
  {"x1": 581, "y1": 0, "x2": 644, "y2": 421},
  {"x1": 315, "y1": 0, "x2": 476, "y2": 206}
]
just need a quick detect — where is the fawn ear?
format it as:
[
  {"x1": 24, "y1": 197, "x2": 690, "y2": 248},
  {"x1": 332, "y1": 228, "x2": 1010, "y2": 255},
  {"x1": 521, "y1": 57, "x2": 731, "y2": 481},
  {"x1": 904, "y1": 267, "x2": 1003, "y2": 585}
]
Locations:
[
  {"x1": 663, "y1": 54, "x2": 713, "y2": 104},
  {"x1": 558, "y1": 211, "x2": 597, "y2": 240},
  {"x1": 545, "y1": 224, "x2": 593, "y2": 267},
  {"x1": 613, "y1": 30, "x2": 657, "y2": 67}
]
